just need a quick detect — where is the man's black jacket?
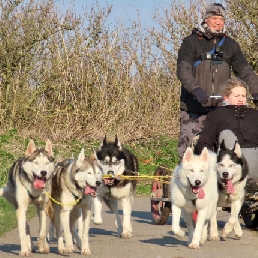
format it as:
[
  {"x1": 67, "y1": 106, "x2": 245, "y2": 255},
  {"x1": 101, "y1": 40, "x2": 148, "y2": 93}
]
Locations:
[{"x1": 177, "y1": 28, "x2": 258, "y2": 114}]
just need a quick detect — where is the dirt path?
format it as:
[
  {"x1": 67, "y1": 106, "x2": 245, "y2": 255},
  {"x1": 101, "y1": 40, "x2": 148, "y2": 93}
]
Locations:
[{"x1": 0, "y1": 197, "x2": 257, "y2": 258}]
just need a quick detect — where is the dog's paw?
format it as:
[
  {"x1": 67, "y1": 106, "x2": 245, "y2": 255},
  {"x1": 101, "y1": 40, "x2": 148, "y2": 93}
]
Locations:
[
  {"x1": 200, "y1": 237, "x2": 207, "y2": 245},
  {"x1": 121, "y1": 232, "x2": 133, "y2": 239},
  {"x1": 188, "y1": 243, "x2": 199, "y2": 249},
  {"x1": 65, "y1": 247, "x2": 74, "y2": 253},
  {"x1": 58, "y1": 248, "x2": 66, "y2": 254},
  {"x1": 222, "y1": 227, "x2": 231, "y2": 238},
  {"x1": 19, "y1": 251, "x2": 31, "y2": 257},
  {"x1": 81, "y1": 248, "x2": 91, "y2": 255},
  {"x1": 92, "y1": 218, "x2": 103, "y2": 225},
  {"x1": 209, "y1": 235, "x2": 220, "y2": 241},
  {"x1": 235, "y1": 232, "x2": 243, "y2": 238},
  {"x1": 234, "y1": 224, "x2": 243, "y2": 238},
  {"x1": 222, "y1": 222, "x2": 234, "y2": 238},
  {"x1": 38, "y1": 242, "x2": 49, "y2": 254},
  {"x1": 174, "y1": 229, "x2": 185, "y2": 238}
]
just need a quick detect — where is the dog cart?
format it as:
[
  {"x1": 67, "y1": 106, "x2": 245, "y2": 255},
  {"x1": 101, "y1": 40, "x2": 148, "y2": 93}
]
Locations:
[
  {"x1": 150, "y1": 166, "x2": 172, "y2": 225},
  {"x1": 240, "y1": 178, "x2": 258, "y2": 228}
]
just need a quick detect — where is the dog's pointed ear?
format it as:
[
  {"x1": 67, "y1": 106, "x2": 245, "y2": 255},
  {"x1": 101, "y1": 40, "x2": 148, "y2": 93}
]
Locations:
[
  {"x1": 56, "y1": 154, "x2": 64, "y2": 163},
  {"x1": 115, "y1": 135, "x2": 123, "y2": 150},
  {"x1": 76, "y1": 148, "x2": 85, "y2": 168},
  {"x1": 220, "y1": 139, "x2": 226, "y2": 151},
  {"x1": 200, "y1": 147, "x2": 209, "y2": 162},
  {"x1": 233, "y1": 141, "x2": 241, "y2": 157},
  {"x1": 90, "y1": 149, "x2": 97, "y2": 161},
  {"x1": 45, "y1": 139, "x2": 54, "y2": 157},
  {"x1": 99, "y1": 135, "x2": 107, "y2": 150},
  {"x1": 25, "y1": 139, "x2": 37, "y2": 157},
  {"x1": 183, "y1": 147, "x2": 193, "y2": 162}
]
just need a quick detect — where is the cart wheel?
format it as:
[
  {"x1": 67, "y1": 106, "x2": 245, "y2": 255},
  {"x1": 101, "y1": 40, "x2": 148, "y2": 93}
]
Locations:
[
  {"x1": 242, "y1": 211, "x2": 258, "y2": 229},
  {"x1": 151, "y1": 166, "x2": 172, "y2": 225}
]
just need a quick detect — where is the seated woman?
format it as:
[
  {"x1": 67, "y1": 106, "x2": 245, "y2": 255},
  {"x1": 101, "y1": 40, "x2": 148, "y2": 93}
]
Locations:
[
  {"x1": 195, "y1": 77, "x2": 258, "y2": 181},
  {"x1": 194, "y1": 77, "x2": 258, "y2": 228}
]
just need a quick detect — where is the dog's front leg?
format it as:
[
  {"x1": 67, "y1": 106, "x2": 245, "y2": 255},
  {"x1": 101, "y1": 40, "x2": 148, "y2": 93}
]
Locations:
[
  {"x1": 61, "y1": 208, "x2": 74, "y2": 253},
  {"x1": 81, "y1": 201, "x2": 92, "y2": 255},
  {"x1": 37, "y1": 204, "x2": 49, "y2": 253},
  {"x1": 223, "y1": 200, "x2": 242, "y2": 238},
  {"x1": 92, "y1": 194, "x2": 103, "y2": 224},
  {"x1": 16, "y1": 205, "x2": 31, "y2": 256},
  {"x1": 120, "y1": 194, "x2": 133, "y2": 239},
  {"x1": 26, "y1": 221, "x2": 36, "y2": 253},
  {"x1": 107, "y1": 197, "x2": 122, "y2": 237},
  {"x1": 182, "y1": 209, "x2": 194, "y2": 243},
  {"x1": 171, "y1": 204, "x2": 185, "y2": 238},
  {"x1": 52, "y1": 203, "x2": 65, "y2": 253},
  {"x1": 70, "y1": 208, "x2": 81, "y2": 250},
  {"x1": 188, "y1": 209, "x2": 207, "y2": 249},
  {"x1": 209, "y1": 209, "x2": 220, "y2": 241}
]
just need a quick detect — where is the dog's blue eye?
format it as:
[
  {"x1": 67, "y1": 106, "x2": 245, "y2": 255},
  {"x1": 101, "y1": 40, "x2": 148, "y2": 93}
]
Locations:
[
  {"x1": 34, "y1": 161, "x2": 39, "y2": 165},
  {"x1": 229, "y1": 164, "x2": 235, "y2": 168},
  {"x1": 113, "y1": 160, "x2": 120, "y2": 165}
]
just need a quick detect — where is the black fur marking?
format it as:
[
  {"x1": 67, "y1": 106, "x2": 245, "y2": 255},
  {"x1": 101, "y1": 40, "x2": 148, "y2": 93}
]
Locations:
[
  {"x1": 218, "y1": 140, "x2": 248, "y2": 182},
  {"x1": 97, "y1": 137, "x2": 139, "y2": 189}
]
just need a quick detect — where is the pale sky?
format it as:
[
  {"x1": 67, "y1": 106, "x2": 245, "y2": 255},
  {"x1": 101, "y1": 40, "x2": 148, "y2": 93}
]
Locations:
[{"x1": 61, "y1": 0, "x2": 172, "y2": 29}]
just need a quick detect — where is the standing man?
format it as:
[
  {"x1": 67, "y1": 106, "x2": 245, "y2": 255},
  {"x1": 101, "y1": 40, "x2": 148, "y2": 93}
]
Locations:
[{"x1": 177, "y1": 3, "x2": 258, "y2": 159}]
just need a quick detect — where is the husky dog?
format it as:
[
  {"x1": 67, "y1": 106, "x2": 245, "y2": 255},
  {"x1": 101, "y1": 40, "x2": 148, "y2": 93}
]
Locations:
[
  {"x1": 0, "y1": 140, "x2": 55, "y2": 256},
  {"x1": 92, "y1": 136, "x2": 138, "y2": 239},
  {"x1": 171, "y1": 147, "x2": 219, "y2": 249},
  {"x1": 50, "y1": 148, "x2": 102, "y2": 255},
  {"x1": 211, "y1": 140, "x2": 248, "y2": 238}
]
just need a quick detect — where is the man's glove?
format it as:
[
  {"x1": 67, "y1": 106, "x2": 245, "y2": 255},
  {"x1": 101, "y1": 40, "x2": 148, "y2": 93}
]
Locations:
[
  {"x1": 253, "y1": 93, "x2": 258, "y2": 106},
  {"x1": 191, "y1": 87, "x2": 209, "y2": 105}
]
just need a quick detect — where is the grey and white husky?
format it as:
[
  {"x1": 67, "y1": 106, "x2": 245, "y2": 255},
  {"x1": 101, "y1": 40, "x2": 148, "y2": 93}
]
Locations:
[
  {"x1": 50, "y1": 148, "x2": 102, "y2": 255},
  {"x1": 92, "y1": 136, "x2": 139, "y2": 239},
  {"x1": 0, "y1": 139, "x2": 55, "y2": 256}
]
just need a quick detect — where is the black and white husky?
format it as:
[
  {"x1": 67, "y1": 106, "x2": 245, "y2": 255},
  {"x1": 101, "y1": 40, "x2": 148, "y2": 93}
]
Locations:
[
  {"x1": 211, "y1": 140, "x2": 248, "y2": 238},
  {"x1": 92, "y1": 136, "x2": 139, "y2": 239},
  {"x1": 0, "y1": 140, "x2": 55, "y2": 256}
]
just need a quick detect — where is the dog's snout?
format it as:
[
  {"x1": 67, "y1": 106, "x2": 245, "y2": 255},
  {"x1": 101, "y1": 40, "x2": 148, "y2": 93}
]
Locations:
[
  {"x1": 96, "y1": 180, "x2": 102, "y2": 187},
  {"x1": 222, "y1": 172, "x2": 229, "y2": 178},
  {"x1": 41, "y1": 171, "x2": 47, "y2": 177},
  {"x1": 195, "y1": 180, "x2": 201, "y2": 186},
  {"x1": 107, "y1": 171, "x2": 114, "y2": 175}
]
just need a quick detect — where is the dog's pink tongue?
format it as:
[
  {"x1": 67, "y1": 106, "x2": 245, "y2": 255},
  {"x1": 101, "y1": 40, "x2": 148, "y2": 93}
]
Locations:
[
  {"x1": 227, "y1": 180, "x2": 234, "y2": 194},
  {"x1": 198, "y1": 186, "x2": 205, "y2": 199},
  {"x1": 34, "y1": 178, "x2": 45, "y2": 189},
  {"x1": 85, "y1": 185, "x2": 96, "y2": 195}
]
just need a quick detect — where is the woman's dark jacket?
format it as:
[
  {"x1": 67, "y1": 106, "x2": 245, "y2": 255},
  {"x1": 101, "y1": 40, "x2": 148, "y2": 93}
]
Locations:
[
  {"x1": 194, "y1": 105, "x2": 258, "y2": 154},
  {"x1": 177, "y1": 28, "x2": 258, "y2": 114}
]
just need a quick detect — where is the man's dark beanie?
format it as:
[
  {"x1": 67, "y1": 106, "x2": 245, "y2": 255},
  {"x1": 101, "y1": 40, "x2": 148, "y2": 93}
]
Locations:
[{"x1": 204, "y1": 3, "x2": 226, "y2": 19}]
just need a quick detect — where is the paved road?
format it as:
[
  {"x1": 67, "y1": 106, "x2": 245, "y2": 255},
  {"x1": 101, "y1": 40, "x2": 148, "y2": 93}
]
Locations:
[{"x1": 0, "y1": 197, "x2": 258, "y2": 258}]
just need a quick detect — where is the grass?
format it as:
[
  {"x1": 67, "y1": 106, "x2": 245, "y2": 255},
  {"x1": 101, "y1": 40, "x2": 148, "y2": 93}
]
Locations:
[{"x1": 0, "y1": 130, "x2": 179, "y2": 236}]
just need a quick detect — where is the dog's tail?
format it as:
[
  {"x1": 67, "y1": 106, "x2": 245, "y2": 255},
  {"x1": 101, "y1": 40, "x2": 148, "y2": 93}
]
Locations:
[{"x1": 0, "y1": 187, "x2": 9, "y2": 197}]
